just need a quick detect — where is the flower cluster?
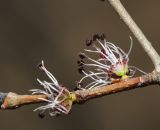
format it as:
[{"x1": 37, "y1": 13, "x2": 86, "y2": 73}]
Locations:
[
  {"x1": 30, "y1": 34, "x2": 146, "y2": 117},
  {"x1": 30, "y1": 61, "x2": 74, "y2": 117},
  {"x1": 77, "y1": 34, "x2": 135, "y2": 89}
]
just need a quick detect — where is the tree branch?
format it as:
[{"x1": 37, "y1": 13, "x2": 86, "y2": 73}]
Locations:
[
  {"x1": 1, "y1": 71, "x2": 160, "y2": 110},
  {"x1": 107, "y1": 0, "x2": 160, "y2": 71}
]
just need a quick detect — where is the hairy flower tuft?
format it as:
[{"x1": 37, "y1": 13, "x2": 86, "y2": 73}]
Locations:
[
  {"x1": 77, "y1": 34, "x2": 144, "y2": 89},
  {"x1": 30, "y1": 61, "x2": 75, "y2": 117}
]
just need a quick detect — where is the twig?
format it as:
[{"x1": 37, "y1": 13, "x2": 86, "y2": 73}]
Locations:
[
  {"x1": 1, "y1": 93, "x2": 47, "y2": 109},
  {"x1": 74, "y1": 71, "x2": 159, "y2": 102},
  {"x1": 1, "y1": 71, "x2": 160, "y2": 109},
  {"x1": 107, "y1": 0, "x2": 160, "y2": 71}
]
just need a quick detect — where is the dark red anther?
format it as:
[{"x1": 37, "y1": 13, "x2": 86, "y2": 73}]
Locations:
[
  {"x1": 77, "y1": 60, "x2": 84, "y2": 66},
  {"x1": 93, "y1": 34, "x2": 100, "y2": 41},
  {"x1": 37, "y1": 62, "x2": 45, "y2": 72},
  {"x1": 78, "y1": 67, "x2": 85, "y2": 74},
  {"x1": 38, "y1": 112, "x2": 45, "y2": 119},
  {"x1": 37, "y1": 63, "x2": 43, "y2": 68},
  {"x1": 86, "y1": 39, "x2": 93, "y2": 46},
  {"x1": 79, "y1": 53, "x2": 86, "y2": 59},
  {"x1": 77, "y1": 60, "x2": 81, "y2": 65},
  {"x1": 80, "y1": 60, "x2": 85, "y2": 64}
]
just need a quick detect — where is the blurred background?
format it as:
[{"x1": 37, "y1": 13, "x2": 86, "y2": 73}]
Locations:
[{"x1": 0, "y1": 0, "x2": 160, "y2": 130}]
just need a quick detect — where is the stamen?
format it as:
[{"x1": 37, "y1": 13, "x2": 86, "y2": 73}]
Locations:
[
  {"x1": 31, "y1": 61, "x2": 71, "y2": 116},
  {"x1": 126, "y1": 36, "x2": 133, "y2": 58},
  {"x1": 79, "y1": 53, "x2": 86, "y2": 59},
  {"x1": 78, "y1": 34, "x2": 136, "y2": 89}
]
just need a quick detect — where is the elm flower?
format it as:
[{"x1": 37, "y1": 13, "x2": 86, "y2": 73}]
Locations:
[
  {"x1": 77, "y1": 34, "x2": 137, "y2": 89},
  {"x1": 30, "y1": 61, "x2": 75, "y2": 117}
]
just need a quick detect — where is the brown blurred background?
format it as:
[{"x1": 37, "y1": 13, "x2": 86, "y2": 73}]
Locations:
[{"x1": 0, "y1": 0, "x2": 160, "y2": 130}]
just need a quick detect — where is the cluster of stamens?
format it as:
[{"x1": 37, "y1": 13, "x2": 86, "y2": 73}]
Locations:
[
  {"x1": 30, "y1": 34, "x2": 146, "y2": 117},
  {"x1": 30, "y1": 61, "x2": 72, "y2": 117},
  {"x1": 77, "y1": 34, "x2": 134, "y2": 89}
]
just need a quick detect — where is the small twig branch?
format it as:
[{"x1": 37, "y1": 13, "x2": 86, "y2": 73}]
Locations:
[
  {"x1": 74, "y1": 71, "x2": 160, "y2": 102},
  {"x1": 1, "y1": 71, "x2": 160, "y2": 110},
  {"x1": 107, "y1": 0, "x2": 160, "y2": 71},
  {"x1": 1, "y1": 93, "x2": 47, "y2": 109}
]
